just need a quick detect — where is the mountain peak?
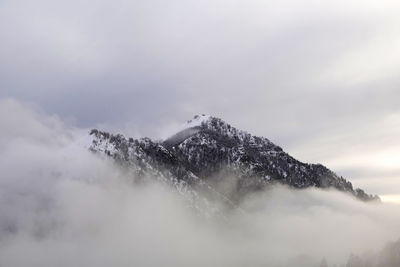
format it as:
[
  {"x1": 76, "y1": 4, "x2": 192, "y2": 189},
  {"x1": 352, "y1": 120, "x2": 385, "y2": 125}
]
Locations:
[
  {"x1": 163, "y1": 114, "x2": 216, "y2": 146},
  {"x1": 164, "y1": 115, "x2": 254, "y2": 146},
  {"x1": 89, "y1": 117, "x2": 380, "y2": 204},
  {"x1": 185, "y1": 114, "x2": 211, "y2": 128}
]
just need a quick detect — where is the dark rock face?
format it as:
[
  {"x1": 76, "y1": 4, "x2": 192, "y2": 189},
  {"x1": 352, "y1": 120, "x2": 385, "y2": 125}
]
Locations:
[{"x1": 89, "y1": 115, "x2": 379, "y2": 203}]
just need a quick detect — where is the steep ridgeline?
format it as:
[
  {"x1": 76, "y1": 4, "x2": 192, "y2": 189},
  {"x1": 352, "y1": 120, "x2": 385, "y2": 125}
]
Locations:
[{"x1": 89, "y1": 115, "x2": 379, "y2": 204}]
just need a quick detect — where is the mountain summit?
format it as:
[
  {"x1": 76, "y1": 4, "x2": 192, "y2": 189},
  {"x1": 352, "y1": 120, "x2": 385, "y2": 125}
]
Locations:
[{"x1": 89, "y1": 115, "x2": 379, "y2": 205}]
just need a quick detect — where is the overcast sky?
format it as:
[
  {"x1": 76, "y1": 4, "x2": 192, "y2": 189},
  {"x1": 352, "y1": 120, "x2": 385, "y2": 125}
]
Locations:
[{"x1": 1, "y1": 0, "x2": 400, "y2": 198}]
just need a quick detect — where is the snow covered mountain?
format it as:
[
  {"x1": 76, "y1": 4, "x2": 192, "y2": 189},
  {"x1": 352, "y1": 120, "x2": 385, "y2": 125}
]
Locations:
[{"x1": 89, "y1": 115, "x2": 379, "y2": 206}]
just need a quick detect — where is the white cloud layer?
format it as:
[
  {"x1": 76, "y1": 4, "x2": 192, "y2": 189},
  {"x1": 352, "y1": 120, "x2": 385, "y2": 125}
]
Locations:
[{"x1": 1, "y1": 99, "x2": 400, "y2": 266}]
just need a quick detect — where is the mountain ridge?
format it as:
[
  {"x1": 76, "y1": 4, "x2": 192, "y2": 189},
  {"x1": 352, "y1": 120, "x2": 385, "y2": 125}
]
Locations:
[{"x1": 89, "y1": 115, "x2": 379, "y2": 205}]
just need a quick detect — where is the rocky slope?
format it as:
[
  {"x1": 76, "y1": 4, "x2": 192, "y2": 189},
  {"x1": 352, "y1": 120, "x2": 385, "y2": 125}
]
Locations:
[{"x1": 89, "y1": 115, "x2": 379, "y2": 207}]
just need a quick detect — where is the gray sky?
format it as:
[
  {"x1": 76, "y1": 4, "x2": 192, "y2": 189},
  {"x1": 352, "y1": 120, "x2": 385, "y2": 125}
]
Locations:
[{"x1": 1, "y1": 0, "x2": 400, "y2": 199}]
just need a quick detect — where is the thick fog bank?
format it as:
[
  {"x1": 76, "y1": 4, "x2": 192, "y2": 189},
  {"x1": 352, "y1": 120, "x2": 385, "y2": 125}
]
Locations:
[{"x1": 1, "y1": 98, "x2": 400, "y2": 267}]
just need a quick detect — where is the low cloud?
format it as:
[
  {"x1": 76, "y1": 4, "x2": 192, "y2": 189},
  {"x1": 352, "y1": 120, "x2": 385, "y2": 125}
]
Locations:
[{"x1": 1, "y1": 98, "x2": 400, "y2": 267}]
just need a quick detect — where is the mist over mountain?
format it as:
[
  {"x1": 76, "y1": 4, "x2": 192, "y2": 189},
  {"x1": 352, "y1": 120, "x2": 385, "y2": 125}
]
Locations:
[
  {"x1": 1, "y1": 99, "x2": 399, "y2": 267},
  {"x1": 1, "y1": 0, "x2": 400, "y2": 265},
  {"x1": 89, "y1": 114, "x2": 379, "y2": 212}
]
